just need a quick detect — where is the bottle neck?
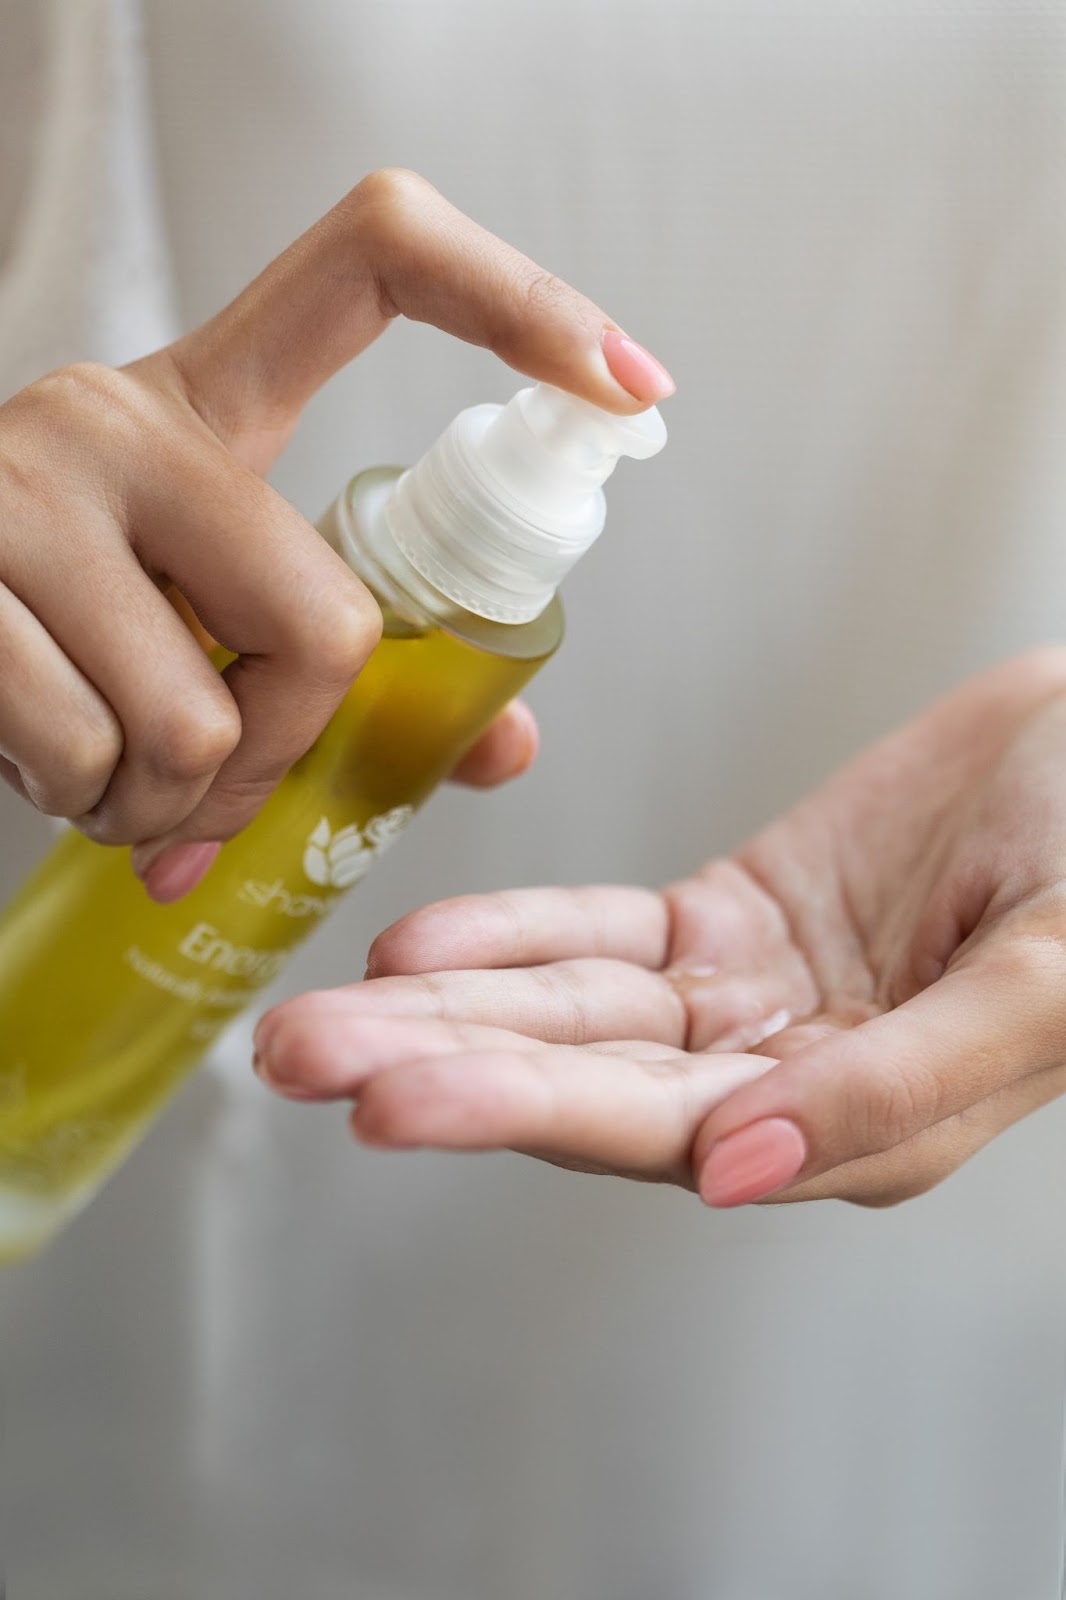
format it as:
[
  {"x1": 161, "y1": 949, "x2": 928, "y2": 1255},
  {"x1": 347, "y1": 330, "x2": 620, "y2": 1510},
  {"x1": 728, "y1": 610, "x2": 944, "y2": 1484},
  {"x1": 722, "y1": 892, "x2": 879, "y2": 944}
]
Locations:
[
  {"x1": 319, "y1": 467, "x2": 456, "y2": 631},
  {"x1": 318, "y1": 466, "x2": 566, "y2": 662}
]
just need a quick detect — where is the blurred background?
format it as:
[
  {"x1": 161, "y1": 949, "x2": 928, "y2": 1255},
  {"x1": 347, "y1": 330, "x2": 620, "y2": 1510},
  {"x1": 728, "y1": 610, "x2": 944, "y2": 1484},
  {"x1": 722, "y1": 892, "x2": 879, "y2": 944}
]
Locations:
[{"x1": 2, "y1": 0, "x2": 1066, "y2": 1595}]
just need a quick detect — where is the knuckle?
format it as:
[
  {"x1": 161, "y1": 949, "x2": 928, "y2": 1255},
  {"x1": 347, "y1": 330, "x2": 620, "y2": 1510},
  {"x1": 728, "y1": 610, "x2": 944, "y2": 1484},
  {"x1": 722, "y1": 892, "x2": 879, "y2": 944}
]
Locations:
[
  {"x1": 148, "y1": 700, "x2": 243, "y2": 783},
  {"x1": 519, "y1": 266, "x2": 569, "y2": 319},
  {"x1": 31, "y1": 362, "x2": 144, "y2": 439},
  {"x1": 1, "y1": 365, "x2": 144, "y2": 512},
  {"x1": 49, "y1": 361, "x2": 125, "y2": 401},
  {"x1": 13, "y1": 364, "x2": 170, "y2": 494},
  {"x1": 299, "y1": 582, "x2": 382, "y2": 685},
  {"x1": 0, "y1": 434, "x2": 59, "y2": 512},
  {"x1": 352, "y1": 166, "x2": 433, "y2": 223},
  {"x1": 346, "y1": 169, "x2": 437, "y2": 316},
  {"x1": 979, "y1": 929, "x2": 1066, "y2": 1054},
  {"x1": 31, "y1": 718, "x2": 122, "y2": 818}
]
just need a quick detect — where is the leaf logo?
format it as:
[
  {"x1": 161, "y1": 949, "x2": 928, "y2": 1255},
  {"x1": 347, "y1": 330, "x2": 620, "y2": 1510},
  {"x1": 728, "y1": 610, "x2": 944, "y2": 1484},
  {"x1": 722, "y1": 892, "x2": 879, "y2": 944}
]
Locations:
[
  {"x1": 363, "y1": 805, "x2": 414, "y2": 853},
  {"x1": 302, "y1": 816, "x2": 373, "y2": 888},
  {"x1": 302, "y1": 807, "x2": 413, "y2": 889}
]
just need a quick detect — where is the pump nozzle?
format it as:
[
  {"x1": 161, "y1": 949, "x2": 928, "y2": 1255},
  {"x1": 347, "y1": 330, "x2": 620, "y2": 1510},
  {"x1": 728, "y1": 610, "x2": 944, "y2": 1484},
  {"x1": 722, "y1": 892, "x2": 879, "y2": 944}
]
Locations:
[
  {"x1": 384, "y1": 382, "x2": 668, "y2": 623},
  {"x1": 488, "y1": 383, "x2": 667, "y2": 491}
]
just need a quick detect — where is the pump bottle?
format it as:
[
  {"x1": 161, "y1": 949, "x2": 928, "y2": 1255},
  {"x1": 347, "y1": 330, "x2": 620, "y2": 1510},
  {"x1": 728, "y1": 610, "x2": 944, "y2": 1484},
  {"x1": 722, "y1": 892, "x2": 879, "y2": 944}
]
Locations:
[{"x1": 0, "y1": 383, "x2": 666, "y2": 1262}]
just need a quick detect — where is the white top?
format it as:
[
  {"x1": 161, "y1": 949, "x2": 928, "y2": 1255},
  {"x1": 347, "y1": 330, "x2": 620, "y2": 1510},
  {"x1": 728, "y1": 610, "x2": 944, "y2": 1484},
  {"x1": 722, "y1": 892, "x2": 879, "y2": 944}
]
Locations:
[
  {"x1": 0, "y1": 0, "x2": 175, "y2": 397},
  {"x1": 2, "y1": 2, "x2": 1066, "y2": 1597}
]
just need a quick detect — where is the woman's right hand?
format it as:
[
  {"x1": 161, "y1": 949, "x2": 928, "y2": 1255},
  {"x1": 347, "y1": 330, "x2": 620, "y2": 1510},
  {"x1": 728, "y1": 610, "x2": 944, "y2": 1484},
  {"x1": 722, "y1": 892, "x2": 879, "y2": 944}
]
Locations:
[{"x1": 0, "y1": 169, "x2": 673, "y2": 901}]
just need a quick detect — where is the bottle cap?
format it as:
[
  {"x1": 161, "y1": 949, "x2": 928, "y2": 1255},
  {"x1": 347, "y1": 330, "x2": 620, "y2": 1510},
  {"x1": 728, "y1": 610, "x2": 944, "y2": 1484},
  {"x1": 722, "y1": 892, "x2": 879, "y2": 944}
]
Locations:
[{"x1": 383, "y1": 383, "x2": 667, "y2": 623}]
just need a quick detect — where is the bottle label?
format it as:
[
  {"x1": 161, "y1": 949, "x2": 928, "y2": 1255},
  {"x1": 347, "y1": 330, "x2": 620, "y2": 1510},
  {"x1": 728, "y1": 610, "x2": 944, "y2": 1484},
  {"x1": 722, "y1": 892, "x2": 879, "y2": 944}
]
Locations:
[
  {"x1": 0, "y1": 804, "x2": 416, "y2": 1203},
  {"x1": 301, "y1": 807, "x2": 413, "y2": 888},
  {"x1": 130, "y1": 805, "x2": 416, "y2": 1014}
]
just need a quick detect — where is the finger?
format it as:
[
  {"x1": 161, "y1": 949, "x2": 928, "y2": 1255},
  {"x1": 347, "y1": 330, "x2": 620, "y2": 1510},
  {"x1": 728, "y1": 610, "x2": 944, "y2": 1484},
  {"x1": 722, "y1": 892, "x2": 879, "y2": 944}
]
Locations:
[
  {"x1": 690, "y1": 930, "x2": 1066, "y2": 1206},
  {"x1": 449, "y1": 700, "x2": 538, "y2": 788},
  {"x1": 34, "y1": 577, "x2": 243, "y2": 849},
  {"x1": 3, "y1": 503, "x2": 248, "y2": 844},
  {"x1": 126, "y1": 440, "x2": 382, "y2": 867},
  {"x1": 257, "y1": 959, "x2": 688, "y2": 1077},
  {"x1": 772, "y1": 1058, "x2": 1066, "y2": 1208},
  {"x1": 366, "y1": 885, "x2": 671, "y2": 978},
  {"x1": 350, "y1": 1045, "x2": 773, "y2": 1184},
  {"x1": 149, "y1": 169, "x2": 673, "y2": 472},
  {"x1": 0, "y1": 583, "x2": 122, "y2": 816},
  {"x1": 257, "y1": 1010, "x2": 558, "y2": 1099}
]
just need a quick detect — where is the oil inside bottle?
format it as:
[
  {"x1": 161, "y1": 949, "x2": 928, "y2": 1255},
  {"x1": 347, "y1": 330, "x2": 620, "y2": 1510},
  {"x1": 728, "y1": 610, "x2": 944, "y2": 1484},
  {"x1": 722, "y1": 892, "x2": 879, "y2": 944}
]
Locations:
[{"x1": 0, "y1": 555, "x2": 561, "y2": 1262}]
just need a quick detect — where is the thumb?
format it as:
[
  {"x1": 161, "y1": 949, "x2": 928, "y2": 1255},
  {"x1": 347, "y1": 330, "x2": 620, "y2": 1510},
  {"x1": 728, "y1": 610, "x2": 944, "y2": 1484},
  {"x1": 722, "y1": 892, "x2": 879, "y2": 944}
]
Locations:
[
  {"x1": 139, "y1": 168, "x2": 674, "y2": 473},
  {"x1": 689, "y1": 932, "x2": 1066, "y2": 1206}
]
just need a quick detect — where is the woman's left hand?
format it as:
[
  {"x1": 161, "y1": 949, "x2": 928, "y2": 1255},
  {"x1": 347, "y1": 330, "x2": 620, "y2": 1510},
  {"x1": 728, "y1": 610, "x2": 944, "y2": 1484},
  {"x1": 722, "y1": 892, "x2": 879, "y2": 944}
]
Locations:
[{"x1": 254, "y1": 649, "x2": 1066, "y2": 1208}]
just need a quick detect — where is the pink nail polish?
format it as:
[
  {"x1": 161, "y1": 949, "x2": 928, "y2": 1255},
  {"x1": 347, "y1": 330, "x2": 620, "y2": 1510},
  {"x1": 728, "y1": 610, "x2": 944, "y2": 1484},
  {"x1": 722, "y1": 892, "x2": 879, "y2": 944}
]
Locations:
[
  {"x1": 699, "y1": 1118, "x2": 807, "y2": 1208},
  {"x1": 140, "y1": 841, "x2": 221, "y2": 904},
  {"x1": 602, "y1": 328, "x2": 676, "y2": 403}
]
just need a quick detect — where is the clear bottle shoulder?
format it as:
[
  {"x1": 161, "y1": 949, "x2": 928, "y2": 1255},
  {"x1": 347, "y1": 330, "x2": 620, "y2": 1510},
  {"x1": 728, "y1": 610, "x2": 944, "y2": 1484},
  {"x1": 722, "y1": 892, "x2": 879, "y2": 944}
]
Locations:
[{"x1": 321, "y1": 467, "x2": 564, "y2": 662}]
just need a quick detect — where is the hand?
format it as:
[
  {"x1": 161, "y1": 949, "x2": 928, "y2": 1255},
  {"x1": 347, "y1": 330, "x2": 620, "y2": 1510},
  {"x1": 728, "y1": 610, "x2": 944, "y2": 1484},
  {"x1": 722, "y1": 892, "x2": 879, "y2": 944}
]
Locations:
[
  {"x1": 0, "y1": 169, "x2": 673, "y2": 901},
  {"x1": 255, "y1": 649, "x2": 1066, "y2": 1208}
]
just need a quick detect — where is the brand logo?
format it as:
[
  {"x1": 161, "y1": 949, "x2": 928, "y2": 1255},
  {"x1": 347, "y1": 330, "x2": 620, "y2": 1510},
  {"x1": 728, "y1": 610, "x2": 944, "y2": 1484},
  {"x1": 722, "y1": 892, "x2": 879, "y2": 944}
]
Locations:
[
  {"x1": 236, "y1": 879, "x2": 331, "y2": 919},
  {"x1": 178, "y1": 922, "x2": 289, "y2": 987},
  {"x1": 302, "y1": 807, "x2": 413, "y2": 889}
]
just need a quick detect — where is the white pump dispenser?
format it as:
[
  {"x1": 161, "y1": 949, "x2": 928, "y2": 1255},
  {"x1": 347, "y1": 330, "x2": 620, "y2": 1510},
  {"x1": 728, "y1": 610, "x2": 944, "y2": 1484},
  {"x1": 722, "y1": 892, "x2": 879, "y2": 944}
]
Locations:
[{"x1": 383, "y1": 383, "x2": 668, "y2": 623}]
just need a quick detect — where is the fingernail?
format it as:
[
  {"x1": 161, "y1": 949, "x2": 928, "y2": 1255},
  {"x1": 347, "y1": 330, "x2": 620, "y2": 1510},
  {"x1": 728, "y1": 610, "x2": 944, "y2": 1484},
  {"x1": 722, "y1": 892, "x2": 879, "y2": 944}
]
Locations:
[
  {"x1": 254, "y1": 1060, "x2": 317, "y2": 1100},
  {"x1": 252, "y1": 1011, "x2": 300, "y2": 1084},
  {"x1": 251, "y1": 1032, "x2": 325, "y2": 1101},
  {"x1": 601, "y1": 328, "x2": 676, "y2": 403},
  {"x1": 252, "y1": 1013, "x2": 274, "y2": 1061},
  {"x1": 699, "y1": 1118, "x2": 807, "y2": 1208},
  {"x1": 250, "y1": 1026, "x2": 281, "y2": 1088},
  {"x1": 136, "y1": 840, "x2": 221, "y2": 903},
  {"x1": 252, "y1": 1035, "x2": 281, "y2": 1087}
]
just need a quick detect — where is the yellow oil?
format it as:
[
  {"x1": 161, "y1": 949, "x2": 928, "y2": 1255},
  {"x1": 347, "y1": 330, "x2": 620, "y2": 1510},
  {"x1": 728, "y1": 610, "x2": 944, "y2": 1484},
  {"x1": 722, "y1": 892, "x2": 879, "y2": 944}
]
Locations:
[{"x1": 0, "y1": 491, "x2": 562, "y2": 1262}]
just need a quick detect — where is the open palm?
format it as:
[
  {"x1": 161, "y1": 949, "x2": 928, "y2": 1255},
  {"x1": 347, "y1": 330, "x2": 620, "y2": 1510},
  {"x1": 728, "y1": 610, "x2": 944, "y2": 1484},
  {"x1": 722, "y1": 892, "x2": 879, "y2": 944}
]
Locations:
[{"x1": 256, "y1": 650, "x2": 1066, "y2": 1207}]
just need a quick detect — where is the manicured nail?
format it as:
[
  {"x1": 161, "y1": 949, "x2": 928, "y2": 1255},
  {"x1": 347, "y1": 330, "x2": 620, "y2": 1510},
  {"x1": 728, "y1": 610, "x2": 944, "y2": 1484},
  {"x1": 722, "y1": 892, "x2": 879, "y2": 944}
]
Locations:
[
  {"x1": 602, "y1": 328, "x2": 676, "y2": 403},
  {"x1": 136, "y1": 840, "x2": 221, "y2": 903},
  {"x1": 699, "y1": 1117, "x2": 807, "y2": 1208}
]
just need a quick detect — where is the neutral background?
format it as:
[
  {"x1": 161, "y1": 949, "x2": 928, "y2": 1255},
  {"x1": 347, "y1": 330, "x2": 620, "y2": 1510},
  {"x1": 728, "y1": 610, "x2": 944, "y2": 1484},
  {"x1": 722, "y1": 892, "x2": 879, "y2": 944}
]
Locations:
[{"x1": 3, "y1": 1, "x2": 1066, "y2": 1596}]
